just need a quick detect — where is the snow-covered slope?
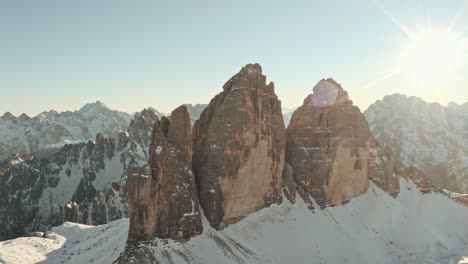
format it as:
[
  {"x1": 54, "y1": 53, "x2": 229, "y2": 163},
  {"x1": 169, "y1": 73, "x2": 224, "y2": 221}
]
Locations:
[
  {"x1": 2, "y1": 178, "x2": 468, "y2": 264},
  {"x1": 364, "y1": 94, "x2": 468, "y2": 192},
  {"x1": 0, "y1": 219, "x2": 128, "y2": 264},
  {"x1": 0, "y1": 101, "x2": 132, "y2": 161}
]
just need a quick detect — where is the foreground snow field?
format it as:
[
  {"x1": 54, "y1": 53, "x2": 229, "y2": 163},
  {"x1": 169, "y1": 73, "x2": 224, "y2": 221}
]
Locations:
[{"x1": 1, "y1": 178, "x2": 468, "y2": 264}]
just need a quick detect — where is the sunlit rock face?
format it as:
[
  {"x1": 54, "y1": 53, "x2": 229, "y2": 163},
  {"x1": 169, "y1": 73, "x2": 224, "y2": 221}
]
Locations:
[
  {"x1": 192, "y1": 63, "x2": 285, "y2": 229},
  {"x1": 127, "y1": 106, "x2": 202, "y2": 241},
  {"x1": 284, "y1": 79, "x2": 372, "y2": 207}
]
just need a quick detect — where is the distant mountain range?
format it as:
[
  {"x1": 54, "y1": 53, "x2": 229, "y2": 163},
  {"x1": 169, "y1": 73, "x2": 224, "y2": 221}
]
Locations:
[
  {"x1": 364, "y1": 94, "x2": 468, "y2": 193},
  {"x1": 0, "y1": 102, "x2": 208, "y2": 161}
]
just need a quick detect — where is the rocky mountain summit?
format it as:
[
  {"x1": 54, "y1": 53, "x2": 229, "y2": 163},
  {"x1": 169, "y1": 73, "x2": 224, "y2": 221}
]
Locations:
[
  {"x1": 364, "y1": 94, "x2": 468, "y2": 193},
  {"x1": 192, "y1": 63, "x2": 285, "y2": 229},
  {"x1": 0, "y1": 101, "x2": 132, "y2": 161},
  {"x1": 118, "y1": 64, "x2": 420, "y2": 264},
  {"x1": 283, "y1": 79, "x2": 399, "y2": 208}
]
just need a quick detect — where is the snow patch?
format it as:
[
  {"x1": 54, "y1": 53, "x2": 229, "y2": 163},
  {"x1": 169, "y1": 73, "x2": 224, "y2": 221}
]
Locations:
[{"x1": 155, "y1": 146, "x2": 163, "y2": 155}]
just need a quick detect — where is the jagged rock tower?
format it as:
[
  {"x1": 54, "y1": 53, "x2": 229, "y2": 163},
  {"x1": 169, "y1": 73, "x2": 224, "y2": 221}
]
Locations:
[
  {"x1": 192, "y1": 63, "x2": 286, "y2": 229},
  {"x1": 127, "y1": 105, "x2": 202, "y2": 241},
  {"x1": 283, "y1": 79, "x2": 398, "y2": 207}
]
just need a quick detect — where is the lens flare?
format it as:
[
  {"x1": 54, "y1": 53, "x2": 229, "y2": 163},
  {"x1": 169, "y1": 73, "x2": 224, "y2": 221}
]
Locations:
[{"x1": 399, "y1": 30, "x2": 466, "y2": 83}]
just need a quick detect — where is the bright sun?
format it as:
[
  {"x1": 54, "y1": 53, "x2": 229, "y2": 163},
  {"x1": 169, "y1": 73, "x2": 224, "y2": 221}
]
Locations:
[{"x1": 399, "y1": 31, "x2": 466, "y2": 83}]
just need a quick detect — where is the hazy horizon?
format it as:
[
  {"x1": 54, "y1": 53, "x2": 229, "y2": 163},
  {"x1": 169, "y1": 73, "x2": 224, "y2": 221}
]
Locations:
[{"x1": 1, "y1": 0, "x2": 467, "y2": 116}]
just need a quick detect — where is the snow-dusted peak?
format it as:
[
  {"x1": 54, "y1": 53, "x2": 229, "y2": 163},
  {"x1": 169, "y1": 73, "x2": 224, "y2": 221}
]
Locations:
[
  {"x1": 0, "y1": 102, "x2": 133, "y2": 160},
  {"x1": 147, "y1": 107, "x2": 166, "y2": 118},
  {"x1": 364, "y1": 94, "x2": 468, "y2": 192},
  {"x1": 1, "y1": 112, "x2": 16, "y2": 121},
  {"x1": 17, "y1": 113, "x2": 31, "y2": 122},
  {"x1": 367, "y1": 94, "x2": 449, "y2": 127},
  {"x1": 78, "y1": 100, "x2": 110, "y2": 114}
]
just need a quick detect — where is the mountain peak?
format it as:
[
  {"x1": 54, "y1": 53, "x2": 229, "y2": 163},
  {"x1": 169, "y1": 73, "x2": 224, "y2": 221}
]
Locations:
[
  {"x1": 222, "y1": 63, "x2": 268, "y2": 92},
  {"x1": 1, "y1": 112, "x2": 16, "y2": 121},
  {"x1": 79, "y1": 101, "x2": 110, "y2": 113},
  {"x1": 447, "y1": 101, "x2": 468, "y2": 110},
  {"x1": 147, "y1": 107, "x2": 166, "y2": 118},
  {"x1": 17, "y1": 113, "x2": 31, "y2": 121},
  {"x1": 303, "y1": 78, "x2": 349, "y2": 107}
]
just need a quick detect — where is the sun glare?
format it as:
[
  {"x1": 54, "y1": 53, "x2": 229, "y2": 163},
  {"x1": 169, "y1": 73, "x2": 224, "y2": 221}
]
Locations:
[
  {"x1": 366, "y1": 1, "x2": 468, "y2": 88},
  {"x1": 399, "y1": 30, "x2": 466, "y2": 83}
]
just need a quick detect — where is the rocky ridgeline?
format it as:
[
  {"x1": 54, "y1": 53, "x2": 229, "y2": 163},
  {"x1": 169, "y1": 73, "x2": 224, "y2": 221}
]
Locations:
[
  {"x1": 120, "y1": 64, "x2": 408, "y2": 263},
  {"x1": 283, "y1": 79, "x2": 399, "y2": 208},
  {"x1": 0, "y1": 101, "x2": 132, "y2": 161},
  {"x1": 364, "y1": 94, "x2": 468, "y2": 193},
  {"x1": 0, "y1": 109, "x2": 159, "y2": 241}
]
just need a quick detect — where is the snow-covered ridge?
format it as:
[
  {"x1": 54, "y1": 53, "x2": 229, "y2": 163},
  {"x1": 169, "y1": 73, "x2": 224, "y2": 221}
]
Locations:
[
  {"x1": 1, "y1": 178, "x2": 468, "y2": 264},
  {"x1": 364, "y1": 94, "x2": 468, "y2": 192},
  {"x1": 0, "y1": 102, "x2": 210, "y2": 161},
  {"x1": 0, "y1": 101, "x2": 132, "y2": 161}
]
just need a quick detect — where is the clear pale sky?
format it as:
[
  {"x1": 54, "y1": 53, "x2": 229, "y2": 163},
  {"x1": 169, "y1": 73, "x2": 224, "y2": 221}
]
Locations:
[{"x1": 1, "y1": 0, "x2": 467, "y2": 116}]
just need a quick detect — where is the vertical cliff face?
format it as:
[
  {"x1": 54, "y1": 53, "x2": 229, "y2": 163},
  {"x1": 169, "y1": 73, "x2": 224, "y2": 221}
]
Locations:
[
  {"x1": 284, "y1": 79, "x2": 373, "y2": 207},
  {"x1": 192, "y1": 64, "x2": 285, "y2": 229},
  {"x1": 127, "y1": 106, "x2": 202, "y2": 241}
]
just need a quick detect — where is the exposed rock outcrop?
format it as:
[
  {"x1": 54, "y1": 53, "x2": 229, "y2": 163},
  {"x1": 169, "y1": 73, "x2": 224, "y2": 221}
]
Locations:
[
  {"x1": 128, "y1": 108, "x2": 160, "y2": 148},
  {"x1": 367, "y1": 139, "x2": 400, "y2": 195},
  {"x1": 127, "y1": 105, "x2": 202, "y2": 241},
  {"x1": 192, "y1": 63, "x2": 285, "y2": 229},
  {"x1": 284, "y1": 79, "x2": 373, "y2": 207}
]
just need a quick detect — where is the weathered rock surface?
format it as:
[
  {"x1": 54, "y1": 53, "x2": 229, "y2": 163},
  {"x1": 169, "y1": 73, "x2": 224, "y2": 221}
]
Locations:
[
  {"x1": 284, "y1": 79, "x2": 372, "y2": 207},
  {"x1": 192, "y1": 63, "x2": 285, "y2": 229},
  {"x1": 367, "y1": 139, "x2": 400, "y2": 195},
  {"x1": 128, "y1": 105, "x2": 202, "y2": 241}
]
